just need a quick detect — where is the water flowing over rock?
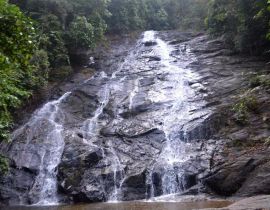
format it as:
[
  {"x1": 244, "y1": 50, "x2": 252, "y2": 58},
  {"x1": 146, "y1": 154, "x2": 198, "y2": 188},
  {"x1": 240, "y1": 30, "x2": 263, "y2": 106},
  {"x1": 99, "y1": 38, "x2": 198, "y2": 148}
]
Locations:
[
  {"x1": 56, "y1": 31, "x2": 211, "y2": 203},
  {"x1": 1, "y1": 30, "x2": 269, "y2": 205},
  {"x1": 0, "y1": 93, "x2": 71, "y2": 205}
]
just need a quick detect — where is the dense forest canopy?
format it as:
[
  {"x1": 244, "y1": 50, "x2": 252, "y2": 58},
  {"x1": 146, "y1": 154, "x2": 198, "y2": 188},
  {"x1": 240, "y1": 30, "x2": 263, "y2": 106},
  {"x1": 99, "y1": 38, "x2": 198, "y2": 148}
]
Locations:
[
  {"x1": 1, "y1": 0, "x2": 270, "y2": 172},
  {"x1": 206, "y1": 0, "x2": 270, "y2": 54}
]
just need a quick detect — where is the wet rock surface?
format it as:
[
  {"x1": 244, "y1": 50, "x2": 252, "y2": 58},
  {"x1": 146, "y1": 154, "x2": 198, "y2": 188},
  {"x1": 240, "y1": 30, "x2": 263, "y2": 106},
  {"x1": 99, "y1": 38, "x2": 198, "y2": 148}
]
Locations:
[
  {"x1": 0, "y1": 30, "x2": 270, "y2": 205},
  {"x1": 187, "y1": 36, "x2": 270, "y2": 198}
]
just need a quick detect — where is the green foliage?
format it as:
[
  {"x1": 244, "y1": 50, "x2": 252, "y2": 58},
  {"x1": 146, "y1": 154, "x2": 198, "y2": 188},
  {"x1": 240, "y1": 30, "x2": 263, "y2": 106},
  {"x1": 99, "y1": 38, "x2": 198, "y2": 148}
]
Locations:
[
  {"x1": 249, "y1": 74, "x2": 264, "y2": 88},
  {"x1": 264, "y1": 136, "x2": 270, "y2": 146},
  {"x1": 230, "y1": 137, "x2": 263, "y2": 148},
  {"x1": 106, "y1": 0, "x2": 146, "y2": 33},
  {"x1": 232, "y1": 94, "x2": 259, "y2": 124},
  {"x1": 207, "y1": 0, "x2": 270, "y2": 54},
  {"x1": 91, "y1": 13, "x2": 107, "y2": 43},
  {"x1": 0, "y1": 0, "x2": 37, "y2": 86},
  {"x1": 106, "y1": 0, "x2": 208, "y2": 33},
  {"x1": 165, "y1": 0, "x2": 209, "y2": 30},
  {"x1": 232, "y1": 101, "x2": 249, "y2": 124},
  {"x1": 230, "y1": 139, "x2": 244, "y2": 147},
  {"x1": 30, "y1": 50, "x2": 50, "y2": 88},
  {"x1": 66, "y1": 16, "x2": 95, "y2": 49},
  {"x1": 13, "y1": 0, "x2": 110, "y2": 75},
  {"x1": 0, "y1": 0, "x2": 41, "y2": 173},
  {"x1": 249, "y1": 74, "x2": 270, "y2": 89},
  {"x1": 30, "y1": 12, "x2": 70, "y2": 70},
  {"x1": 47, "y1": 32, "x2": 70, "y2": 68},
  {"x1": 49, "y1": 65, "x2": 72, "y2": 82},
  {"x1": 0, "y1": 0, "x2": 38, "y2": 142},
  {"x1": 0, "y1": 155, "x2": 8, "y2": 175}
]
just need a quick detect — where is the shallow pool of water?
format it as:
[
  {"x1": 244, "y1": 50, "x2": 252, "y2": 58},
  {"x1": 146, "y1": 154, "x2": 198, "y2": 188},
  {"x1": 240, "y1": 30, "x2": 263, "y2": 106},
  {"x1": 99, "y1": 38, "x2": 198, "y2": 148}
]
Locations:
[{"x1": 0, "y1": 201, "x2": 232, "y2": 210}]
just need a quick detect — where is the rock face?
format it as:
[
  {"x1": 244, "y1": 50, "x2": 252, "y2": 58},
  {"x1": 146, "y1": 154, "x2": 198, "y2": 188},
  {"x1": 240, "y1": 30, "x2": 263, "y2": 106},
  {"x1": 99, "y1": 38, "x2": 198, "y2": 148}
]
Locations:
[
  {"x1": 186, "y1": 36, "x2": 270, "y2": 198},
  {"x1": 58, "y1": 128, "x2": 166, "y2": 202},
  {"x1": 199, "y1": 195, "x2": 270, "y2": 210},
  {"x1": 0, "y1": 30, "x2": 270, "y2": 205}
]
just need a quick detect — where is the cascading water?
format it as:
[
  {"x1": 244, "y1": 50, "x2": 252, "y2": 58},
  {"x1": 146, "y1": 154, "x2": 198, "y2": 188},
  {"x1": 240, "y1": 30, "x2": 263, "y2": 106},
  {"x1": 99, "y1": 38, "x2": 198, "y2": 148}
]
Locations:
[
  {"x1": 78, "y1": 40, "x2": 146, "y2": 202},
  {"x1": 129, "y1": 78, "x2": 140, "y2": 111},
  {"x1": 12, "y1": 92, "x2": 71, "y2": 205},
  {"x1": 107, "y1": 140, "x2": 125, "y2": 202},
  {"x1": 142, "y1": 31, "x2": 202, "y2": 198},
  {"x1": 82, "y1": 71, "x2": 110, "y2": 141},
  {"x1": 78, "y1": 31, "x2": 204, "y2": 201},
  {"x1": 2, "y1": 30, "x2": 209, "y2": 205}
]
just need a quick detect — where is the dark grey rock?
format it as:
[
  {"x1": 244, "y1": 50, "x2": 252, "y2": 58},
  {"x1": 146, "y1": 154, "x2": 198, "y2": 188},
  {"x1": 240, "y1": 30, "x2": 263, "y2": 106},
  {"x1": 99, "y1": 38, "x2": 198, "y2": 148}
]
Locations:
[
  {"x1": 1, "y1": 30, "x2": 269, "y2": 206},
  {"x1": 144, "y1": 41, "x2": 157, "y2": 47}
]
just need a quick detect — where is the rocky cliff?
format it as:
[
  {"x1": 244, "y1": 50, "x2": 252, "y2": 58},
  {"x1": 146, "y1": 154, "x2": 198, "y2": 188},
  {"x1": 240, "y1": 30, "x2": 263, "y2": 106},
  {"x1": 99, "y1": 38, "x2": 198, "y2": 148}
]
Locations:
[{"x1": 0, "y1": 30, "x2": 270, "y2": 205}]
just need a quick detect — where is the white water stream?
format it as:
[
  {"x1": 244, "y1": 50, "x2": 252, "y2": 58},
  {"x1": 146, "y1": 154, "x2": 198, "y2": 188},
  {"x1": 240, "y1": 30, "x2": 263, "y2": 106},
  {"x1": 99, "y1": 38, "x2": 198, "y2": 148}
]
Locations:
[
  {"x1": 12, "y1": 92, "x2": 71, "y2": 205},
  {"x1": 142, "y1": 31, "x2": 201, "y2": 198},
  {"x1": 9, "y1": 30, "x2": 206, "y2": 205}
]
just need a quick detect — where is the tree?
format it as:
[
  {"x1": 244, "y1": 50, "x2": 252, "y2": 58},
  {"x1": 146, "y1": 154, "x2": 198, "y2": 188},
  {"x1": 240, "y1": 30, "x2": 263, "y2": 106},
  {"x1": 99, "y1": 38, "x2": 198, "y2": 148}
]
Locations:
[
  {"x1": 206, "y1": 0, "x2": 270, "y2": 55},
  {"x1": 66, "y1": 16, "x2": 95, "y2": 49},
  {"x1": 0, "y1": 0, "x2": 38, "y2": 141}
]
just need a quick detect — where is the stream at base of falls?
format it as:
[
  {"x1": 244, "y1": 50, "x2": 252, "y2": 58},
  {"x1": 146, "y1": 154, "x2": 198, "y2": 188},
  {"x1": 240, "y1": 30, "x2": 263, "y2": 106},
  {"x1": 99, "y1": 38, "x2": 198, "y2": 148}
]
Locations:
[{"x1": 0, "y1": 200, "x2": 232, "y2": 210}]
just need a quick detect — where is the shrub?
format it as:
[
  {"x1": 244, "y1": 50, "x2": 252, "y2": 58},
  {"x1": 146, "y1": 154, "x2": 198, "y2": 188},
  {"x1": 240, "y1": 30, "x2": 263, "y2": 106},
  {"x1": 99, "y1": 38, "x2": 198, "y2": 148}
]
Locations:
[
  {"x1": 249, "y1": 74, "x2": 263, "y2": 88},
  {"x1": 0, "y1": 0, "x2": 37, "y2": 142},
  {"x1": 265, "y1": 136, "x2": 270, "y2": 146},
  {"x1": 232, "y1": 95, "x2": 258, "y2": 124},
  {"x1": 30, "y1": 49, "x2": 50, "y2": 88},
  {"x1": 49, "y1": 65, "x2": 72, "y2": 82},
  {"x1": 0, "y1": 155, "x2": 8, "y2": 175},
  {"x1": 249, "y1": 74, "x2": 270, "y2": 89}
]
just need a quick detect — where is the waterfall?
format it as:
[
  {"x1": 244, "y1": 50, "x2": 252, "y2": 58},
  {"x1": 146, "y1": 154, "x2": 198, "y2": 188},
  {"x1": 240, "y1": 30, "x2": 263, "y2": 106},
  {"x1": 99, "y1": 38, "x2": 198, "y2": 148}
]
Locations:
[
  {"x1": 129, "y1": 78, "x2": 140, "y2": 111},
  {"x1": 5, "y1": 30, "x2": 209, "y2": 205},
  {"x1": 88, "y1": 31, "x2": 203, "y2": 201},
  {"x1": 12, "y1": 92, "x2": 71, "y2": 205},
  {"x1": 82, "y1": 72, "x2": 110, "y2": 141},
  {"x1": 143, "y1": 31, "x2": 201, "y2": 198}
]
